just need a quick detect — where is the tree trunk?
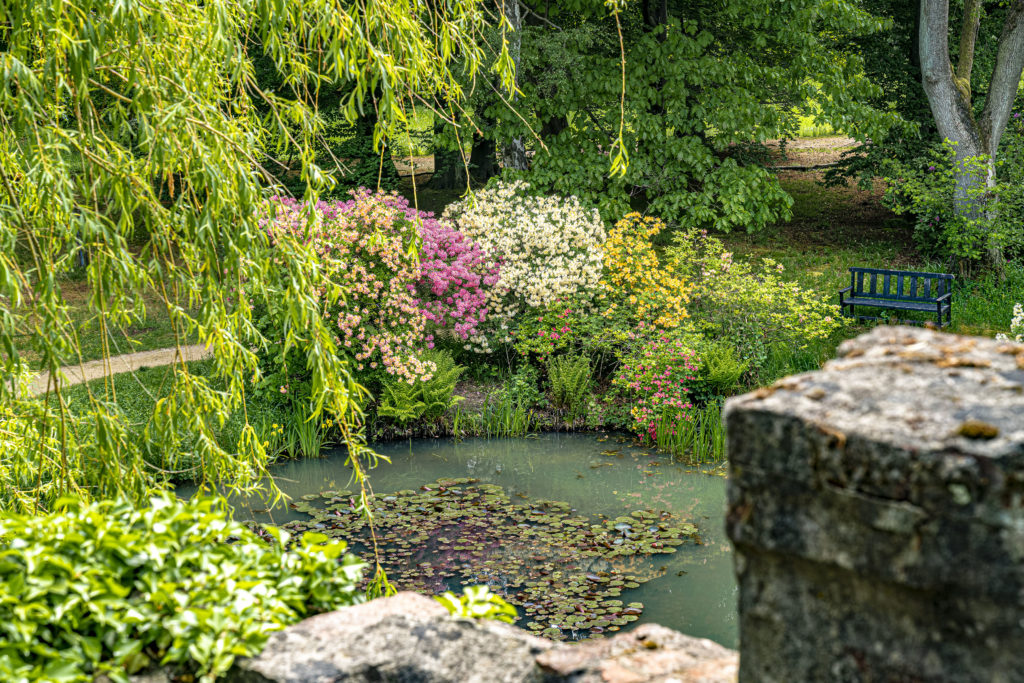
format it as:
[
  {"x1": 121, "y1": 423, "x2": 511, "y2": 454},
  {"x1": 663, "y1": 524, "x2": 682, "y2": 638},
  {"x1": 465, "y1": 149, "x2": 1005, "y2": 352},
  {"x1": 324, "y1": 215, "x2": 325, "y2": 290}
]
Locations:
[
  {"x1": 499, "y1": 0, "x2": 529, "y2": 171},
  {"x1": 919, "y1": 0, "x2": 1024, "y2": 267}
]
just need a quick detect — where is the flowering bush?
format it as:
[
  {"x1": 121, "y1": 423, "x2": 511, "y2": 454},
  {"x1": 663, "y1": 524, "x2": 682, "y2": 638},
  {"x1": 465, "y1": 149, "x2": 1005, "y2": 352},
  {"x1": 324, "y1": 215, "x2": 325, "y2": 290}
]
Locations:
[
  {"x1": 416, "y1": 210, "x2": 500, "y2": 347},
  {"x1": 442, "y1": 181, "x2": 606, "y2": 344},
  {"x1": 996, "y1": 303, "x2": 1024, "y2": 342},
  {"x1": 668, "y1": 227, "x2": 844, "y2": 377},
  {"x1": 263, "y1": 190, "x2": 433, "y2": 383},
  {"x1": 611, "y1": 337, "x2": 699, "y2": 443},
  {"x1": 600, "y1": 213, "x2": 690, "y2": 330}
]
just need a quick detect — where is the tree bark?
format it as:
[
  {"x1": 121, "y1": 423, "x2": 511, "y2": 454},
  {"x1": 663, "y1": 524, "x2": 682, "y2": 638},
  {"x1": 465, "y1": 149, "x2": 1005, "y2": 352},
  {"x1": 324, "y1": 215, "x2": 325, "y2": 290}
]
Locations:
[
  {"x1": 955, "y1": 0, "x2": 982, "y2": 101},
  {"x1": 919, "y1": 0, "x2": 1024, "y2": 266},
  {"x1": 499, "y1": 0, "x2": 529, "y2": 171}
]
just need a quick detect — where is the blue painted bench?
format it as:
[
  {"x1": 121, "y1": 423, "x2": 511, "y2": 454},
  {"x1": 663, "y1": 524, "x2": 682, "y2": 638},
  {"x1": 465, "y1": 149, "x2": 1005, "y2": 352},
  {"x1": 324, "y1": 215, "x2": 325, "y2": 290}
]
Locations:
[{"x1": 839, "y1": 267, "x2": 953, "y2": 327}]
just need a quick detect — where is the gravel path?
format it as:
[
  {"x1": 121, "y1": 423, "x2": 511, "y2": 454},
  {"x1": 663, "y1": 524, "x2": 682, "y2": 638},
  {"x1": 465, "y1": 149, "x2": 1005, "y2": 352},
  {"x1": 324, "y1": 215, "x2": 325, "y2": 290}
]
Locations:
[{"x1": 30, "y1": 344, "x2": 209, "y2": 396}]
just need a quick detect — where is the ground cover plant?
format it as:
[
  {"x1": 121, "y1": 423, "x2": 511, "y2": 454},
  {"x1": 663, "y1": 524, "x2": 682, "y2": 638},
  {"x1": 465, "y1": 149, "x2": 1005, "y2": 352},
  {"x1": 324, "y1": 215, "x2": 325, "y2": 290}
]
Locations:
[{"x1": 0, "y1": 496, "x2": 364, "y2": 682}]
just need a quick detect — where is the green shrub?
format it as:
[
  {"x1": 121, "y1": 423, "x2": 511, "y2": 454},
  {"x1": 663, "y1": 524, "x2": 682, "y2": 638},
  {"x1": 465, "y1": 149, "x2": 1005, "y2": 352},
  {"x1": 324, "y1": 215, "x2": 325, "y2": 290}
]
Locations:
[
  {"x1": 378, "y1": 350, "x2": 465, "y2": 426},
  {"x1": 669, "y1": 227, "x2": 844, "y2": 379},
  {"x1": 547, "y1": 354, "x2": 591, "y2": 416},
  {"x1": 0, "y1": 496, "x2": 364, "y2": 682},
  {"x1": 689, "y1": 341, "x2": 747, "y2": 405},
  {"x1": 881, "y1": 122, "x2": 1024, "y2": 262},
  {"x1": 492, "y1": 363, "x2": 544, "y2": 409},
  {"x1": 435, "y1": 586, "x2": 518, "y2": 623}
]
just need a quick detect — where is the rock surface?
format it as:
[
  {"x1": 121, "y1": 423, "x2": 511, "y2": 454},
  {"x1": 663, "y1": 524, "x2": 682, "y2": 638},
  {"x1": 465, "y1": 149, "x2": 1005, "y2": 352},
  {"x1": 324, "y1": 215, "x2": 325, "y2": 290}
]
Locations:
[
  {"x1": 725, "y1": 326, "x2": 1024, "y2": 683},
  {"x1": 227, "y1": 593, "x2": 737, "y2": 683}
]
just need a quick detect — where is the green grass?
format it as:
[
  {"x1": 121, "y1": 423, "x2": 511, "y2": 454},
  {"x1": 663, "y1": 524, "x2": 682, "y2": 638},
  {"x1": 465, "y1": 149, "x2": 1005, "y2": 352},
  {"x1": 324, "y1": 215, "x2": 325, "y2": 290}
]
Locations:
[
  {"x1": 719, "y1": 171, "x2": 1023, "y2": 342},
  {"x1": 11, "y1": 285, "x2": 195, "y2": 368}
]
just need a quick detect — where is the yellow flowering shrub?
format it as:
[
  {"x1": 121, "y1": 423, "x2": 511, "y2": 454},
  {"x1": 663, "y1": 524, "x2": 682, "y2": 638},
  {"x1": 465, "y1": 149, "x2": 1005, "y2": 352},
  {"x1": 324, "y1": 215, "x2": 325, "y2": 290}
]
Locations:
[{"x1": 600, "y1": 213, "x2": 690, "y2": 330}]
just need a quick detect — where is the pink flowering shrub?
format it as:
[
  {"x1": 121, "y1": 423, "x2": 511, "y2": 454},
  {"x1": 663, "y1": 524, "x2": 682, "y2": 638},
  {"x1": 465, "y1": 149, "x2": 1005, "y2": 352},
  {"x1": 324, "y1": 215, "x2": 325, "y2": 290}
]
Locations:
[
  {"x1": 261, "y1": 189, "x2": 501, "y2": 383},
  {"x1": 263, "y1": 190, "x2": 434, "y2": 383},
  {"x1": 611, "y1": 337, "x2": 699, "y2": 443},
  {"x1": 411, "y1": 203, "x2": 499, "y2": 349}
]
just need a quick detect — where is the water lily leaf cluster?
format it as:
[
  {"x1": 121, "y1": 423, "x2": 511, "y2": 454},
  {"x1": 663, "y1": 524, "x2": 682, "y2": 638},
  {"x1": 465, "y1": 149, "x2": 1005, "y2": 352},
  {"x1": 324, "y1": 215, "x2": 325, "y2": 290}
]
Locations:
[{"x1": 278, "y1": 478, "x2": 698, "y2": 640}]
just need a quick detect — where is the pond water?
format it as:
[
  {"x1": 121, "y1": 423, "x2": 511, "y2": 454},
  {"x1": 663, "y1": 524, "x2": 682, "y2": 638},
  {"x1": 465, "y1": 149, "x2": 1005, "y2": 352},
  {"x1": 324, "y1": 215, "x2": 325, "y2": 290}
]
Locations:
[{"x1": 190, "y1": 433, "x2": 737, "y2": 648}]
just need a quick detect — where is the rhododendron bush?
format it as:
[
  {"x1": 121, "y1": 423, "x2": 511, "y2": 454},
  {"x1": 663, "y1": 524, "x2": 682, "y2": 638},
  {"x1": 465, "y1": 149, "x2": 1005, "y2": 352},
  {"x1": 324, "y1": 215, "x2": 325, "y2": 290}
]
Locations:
[
  {"x1": 264, "y1": 192, "x2": 433, "y2": 383},
  {"x1": 600, "y1": 213, "x2": 690, "y2": 331},
  {"x1": 442, "y1": 181, "x2": 606, "y2": 344},
  {"x1": 417, "y1": 213, "x2": 500, "y2": 347}
]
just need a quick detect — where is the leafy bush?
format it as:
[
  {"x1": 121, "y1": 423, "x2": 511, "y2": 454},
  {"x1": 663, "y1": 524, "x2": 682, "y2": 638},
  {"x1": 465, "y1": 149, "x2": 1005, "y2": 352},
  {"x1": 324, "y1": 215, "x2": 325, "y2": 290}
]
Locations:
[
  {"x1": 511, "y1": 298, "x2": 618, "y2": 370},
  {"x1": 435, "y1": 586, "x2": 518, "y2": 623},
  {"x1": 492, "y1": 363, "x2": 544, "y2": 409},
  {"x1": 611, "y1": 337, "x2": 699, "y2": 443},
  {"x1": 600, "y1": 213, "x2": 690, "y2": 331},
  {"x1": 0, "y1": 496, "x2": 364, "y2": 682},
  {"x1": 668, "y1": 227, "x2": 843, "y2": 378},
  {"x1": 378, "y1": 350, "x2": 465, "y2": 426},
  {"x1": 547, "y1": 354, "x2": 591, "y2": 416},
  {"x1": 882, "y1": 116, "x2": 1024, "y2": 262},
  {"x1": 689, "y1": 340, "x2": 748, "y2": 405},
  {"x1": 442, "y1": 181, "x2": 606, "y2": 344}
]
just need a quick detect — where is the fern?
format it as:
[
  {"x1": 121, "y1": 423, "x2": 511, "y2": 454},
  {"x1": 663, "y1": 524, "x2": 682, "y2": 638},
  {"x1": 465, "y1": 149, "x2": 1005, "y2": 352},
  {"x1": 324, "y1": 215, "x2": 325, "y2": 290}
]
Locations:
[
  {"x1": 547, "y1": 354, "x2": 591, "y2": 416},
  {"x1": 378, "y1": 350, "x2": 464, "y2": 426}
]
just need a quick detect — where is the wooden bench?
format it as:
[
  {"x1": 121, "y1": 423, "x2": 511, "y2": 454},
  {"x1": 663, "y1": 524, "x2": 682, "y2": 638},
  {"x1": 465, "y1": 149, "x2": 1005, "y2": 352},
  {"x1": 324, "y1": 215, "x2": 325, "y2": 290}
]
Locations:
[{"x1": 839, "y1": 267, "x2": 953, "y2": 327}]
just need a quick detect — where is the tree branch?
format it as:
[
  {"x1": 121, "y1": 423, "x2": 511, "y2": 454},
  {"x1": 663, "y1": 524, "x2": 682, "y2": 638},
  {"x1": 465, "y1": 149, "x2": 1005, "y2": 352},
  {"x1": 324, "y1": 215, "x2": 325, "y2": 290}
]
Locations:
[
  {"x1": 518, "y1": 0, "x2": 561, "y2": 31},
  {"x1": 979, "y1": 0, "x2": 1024, "y2": 150},
  {"x1": 955, "y1": 0, "x2": 982, "y2": 101},
  {"x1": 919, "y1": 0, "x2": 982, "y2": 152}
]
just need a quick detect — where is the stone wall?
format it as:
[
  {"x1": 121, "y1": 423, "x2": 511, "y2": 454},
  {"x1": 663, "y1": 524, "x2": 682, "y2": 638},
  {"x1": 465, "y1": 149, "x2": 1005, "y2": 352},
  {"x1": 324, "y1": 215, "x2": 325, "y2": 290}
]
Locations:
[{"x1": 725, "y1": 326, "x2": 1024, "y2": 683}]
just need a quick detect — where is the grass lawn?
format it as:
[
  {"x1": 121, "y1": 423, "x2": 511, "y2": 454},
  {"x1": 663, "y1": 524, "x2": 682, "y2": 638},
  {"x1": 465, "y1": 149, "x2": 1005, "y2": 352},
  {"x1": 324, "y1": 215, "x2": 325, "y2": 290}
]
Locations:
[
  {"x1": 10, "y1": 280, "x2": 195, "y2": 368},
  {"x1": 719, "y1": 170, "x2": 1023, "y2": 339}
]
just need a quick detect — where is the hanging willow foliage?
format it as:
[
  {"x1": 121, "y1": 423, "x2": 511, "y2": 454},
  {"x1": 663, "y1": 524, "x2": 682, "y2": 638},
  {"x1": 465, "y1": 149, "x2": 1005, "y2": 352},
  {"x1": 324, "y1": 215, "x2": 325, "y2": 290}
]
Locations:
[{"x1": 0, "y1": 0, "x2": 510, "y2": 514}]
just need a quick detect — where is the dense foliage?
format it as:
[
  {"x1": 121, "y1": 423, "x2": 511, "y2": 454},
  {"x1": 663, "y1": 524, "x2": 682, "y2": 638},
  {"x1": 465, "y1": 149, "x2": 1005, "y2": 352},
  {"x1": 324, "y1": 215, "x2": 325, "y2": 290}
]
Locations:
[
  {"x1": 0, "y1": 496, "x2": 363, "y2": 682},
  {"x1": 0, "y1": 0, "x2": 507, "y2": 511},
  {"x1": 446, "y1": 0, "x2": 900, "y2": 229},
  {"x1": 882, "y1": 114, "x2": 1024, "y2": 263}
]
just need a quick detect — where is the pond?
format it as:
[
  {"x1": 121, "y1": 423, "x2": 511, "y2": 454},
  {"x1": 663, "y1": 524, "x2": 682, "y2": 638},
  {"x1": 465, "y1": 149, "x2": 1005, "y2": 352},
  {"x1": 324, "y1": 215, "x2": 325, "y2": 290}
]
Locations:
[{"x1": 190, "y1": 432, "x2": 736, "y2": 648}]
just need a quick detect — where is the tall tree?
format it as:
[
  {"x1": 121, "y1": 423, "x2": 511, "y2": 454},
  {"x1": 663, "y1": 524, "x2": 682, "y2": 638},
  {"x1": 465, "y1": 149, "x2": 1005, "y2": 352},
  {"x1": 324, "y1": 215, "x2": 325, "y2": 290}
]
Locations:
[
  {"x1": 919, "y1": 0, "x2": 1024, "y2": 265},
  {"x1": 454, "y1": 0, "x2": 902, "y2": 231}
]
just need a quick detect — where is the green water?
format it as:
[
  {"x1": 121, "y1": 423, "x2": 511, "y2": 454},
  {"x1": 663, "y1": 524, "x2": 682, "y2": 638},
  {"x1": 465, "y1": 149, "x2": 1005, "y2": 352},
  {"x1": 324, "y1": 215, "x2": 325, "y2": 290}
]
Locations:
[{"x1": 201, "y1": 432, "x2": 737, "y2": 648}]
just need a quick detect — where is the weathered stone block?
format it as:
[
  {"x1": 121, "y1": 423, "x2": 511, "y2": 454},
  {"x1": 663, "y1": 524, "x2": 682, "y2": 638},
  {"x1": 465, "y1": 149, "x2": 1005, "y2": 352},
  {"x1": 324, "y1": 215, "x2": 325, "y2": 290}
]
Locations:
[
  {"x1": 225, "y1": 593, "x2": 738, "y2": 683},
  {"x1": 725, "y1": 326, "x2": 1024, "y2": 683}
]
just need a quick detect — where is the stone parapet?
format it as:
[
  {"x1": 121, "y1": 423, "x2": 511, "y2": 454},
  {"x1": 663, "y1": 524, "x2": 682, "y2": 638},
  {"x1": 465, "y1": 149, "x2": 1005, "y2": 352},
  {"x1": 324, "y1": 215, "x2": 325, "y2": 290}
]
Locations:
[{"x1": 725, "y1": 326, "x2": 1024, "y2": 682}]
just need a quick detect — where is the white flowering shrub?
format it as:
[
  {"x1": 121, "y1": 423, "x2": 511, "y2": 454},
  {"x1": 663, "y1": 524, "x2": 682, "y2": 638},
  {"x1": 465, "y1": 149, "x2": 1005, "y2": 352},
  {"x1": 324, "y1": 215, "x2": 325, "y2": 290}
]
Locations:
[
  {"x1": 442, "y1": 181, "x2": 606, "y2": 348},
  {"x1": 996, "y1": 303, "x2": 1024, "y2": 342}
]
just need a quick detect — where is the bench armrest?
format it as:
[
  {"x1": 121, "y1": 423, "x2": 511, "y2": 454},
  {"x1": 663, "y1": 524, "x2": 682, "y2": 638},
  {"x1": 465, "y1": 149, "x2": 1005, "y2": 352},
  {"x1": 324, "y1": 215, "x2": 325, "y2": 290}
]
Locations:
[
  {"x1": 936, "y1": 292, "x2": 952, "y2": 303},
  {"x1": 839, "y1": 286, "x2": 852, "y2": 294}
]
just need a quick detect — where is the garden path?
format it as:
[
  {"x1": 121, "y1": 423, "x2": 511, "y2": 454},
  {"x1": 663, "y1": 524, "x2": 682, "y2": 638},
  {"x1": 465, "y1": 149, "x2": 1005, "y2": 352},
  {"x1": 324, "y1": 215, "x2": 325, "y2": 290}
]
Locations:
[{"x1": 29, "y1": 344, "x2": 208, "y2": 395}]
